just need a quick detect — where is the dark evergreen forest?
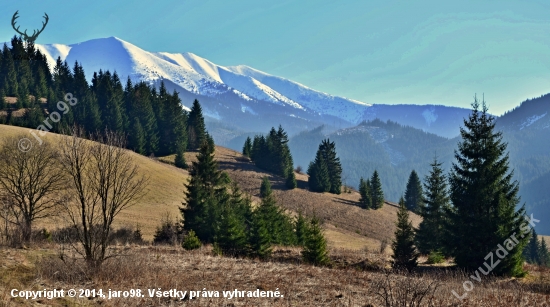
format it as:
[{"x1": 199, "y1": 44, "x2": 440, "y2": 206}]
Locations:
[{"x1": 0, "y1": 36, "x2": 195, "y2": 159}]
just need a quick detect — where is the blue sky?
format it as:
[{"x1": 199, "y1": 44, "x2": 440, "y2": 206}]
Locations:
[{"x1": 2, "y1": 0, "x2": 550, "y2": 115}]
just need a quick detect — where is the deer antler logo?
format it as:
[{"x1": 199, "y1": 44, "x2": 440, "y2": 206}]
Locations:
[{"x1": 11, "y1": 10, "x2": 49, "y2": 44}]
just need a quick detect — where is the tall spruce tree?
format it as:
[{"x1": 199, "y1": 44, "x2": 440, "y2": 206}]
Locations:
[
  {"x1": 415, "y1": 158, "x2": 450, "y2": 255},
  {"x1": 181, "y1": 142, "x2": 227, "y2": 242},
  {"x1": 446, "y1": 97, "x2": 528, "y2": 276},
  {"x1": 392, "y1": 197, "x2": 419, "y2": 271},
  {"x1": 359, "y1": 177, "x2": 372, "y2": 209},
  {"x1": 404, "y1": 170, "x2": 423, "y2": 213},
  {"x1": 321, "y1": 139, "x2": 342, "y2": 194},
  {"x1": 370, "y1": 170, "x2": 384, "y2": 209},
  {"x1": 307, "y1": 148, "x2": 330, "y2": 193},
  {"x1": 130, "y1": 117, "x2": 146, "y2": 155},
  {"x1": 242, "y1": 136, "x2": 252, "y2": 157},
  {"x1": 524, "y1": 228, "x2": 541, "y2": 264},
  {"x1": 187, "y1": 99, "x2": 206, "y2": 150},
  {"x1": 174, "y1": 140, "x2": 187, "y2": 169},
  {"x1": 540, "y1": 238, "x2": 549, "y2": 267}
]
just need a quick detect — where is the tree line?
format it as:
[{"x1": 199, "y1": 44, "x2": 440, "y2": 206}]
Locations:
[
  {"x1": 0, "y1": 36, "x2": 211, "y2": 166},
  {"x1": 243, "y1": 126, "x2": 297, "y2": 189}
]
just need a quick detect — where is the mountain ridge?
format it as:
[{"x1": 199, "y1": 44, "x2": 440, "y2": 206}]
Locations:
[{"x1": 19, "y1": 36, "x2": 473, "y2": 139}]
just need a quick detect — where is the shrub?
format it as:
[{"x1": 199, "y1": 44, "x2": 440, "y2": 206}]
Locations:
[
  {"x1": 212, "y1": 242, "x2": 222, "y2": 256},
  {"x1": 51, "y1": 225, "x2": 81, "y2": 243},
  {"x1": 110, "y1": 226, "x2": 145, "y2": 245},
  {"x1": 426, "y1": 251, "x2": 445, "y2": 264},
  {"x1": 182, "y1": 230, "x2": 202, "y2": 250},
  {"x1": 153, "y1": 219, "x2": 180, "y2": 245}
]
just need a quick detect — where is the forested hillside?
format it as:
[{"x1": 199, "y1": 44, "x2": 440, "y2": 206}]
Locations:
[
  {"x1": 497, "y1": 94, "x2": 550, "y2": 234},
  {"x1": 289, "y1": 120, "x2": 457, "y2": 202},
  {"x1": 0, "y1": 36, "x2": 194, "y2": 160}
]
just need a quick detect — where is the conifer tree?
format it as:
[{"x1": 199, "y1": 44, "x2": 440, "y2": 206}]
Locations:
[
  {"x1": 415, "y1": 158, "x2": 450, "y2": 255},
  {"x1": 320, "y1": 139, "x2": 342, "y2": 194},
  {"x1": 206, "y1": 132, "x2": 215, "y2": 152},
  {"x1": 248, "y1": 126, "x2": 296, "y2": 189},
  {"x1": 256, "y1": 177, "x2": 295, "y2": 245},
  {"x1": 174, "y1": 141, "x2": 187, "y2": 169},
  {"x1": 295, "y1": 212, "x2": 308, "y2": 246},
  {"x1": 370, "y1": 170, "x2": 384, "y2": 209},
  {"x1": 260, "y1": 177, "x2": 272, "y2": 198},
  {"x1": 359, "y1": 177, "x2": 372, "y2": 209},
  {"x1": 130, "y1": 117, "x2": 146, "y2": 155},
  {"x1": 182, "y1": 230, "x2": 202, "y2": 250},
  {"x1": 249, "y1": 214, "x2": 271, "y2": 259},
  {"x1": 307, "y1": 139, "x2": 342, "y2": 194},
  {"x1": 187, "y1": 99, "x2": 206, "y2": 150},
  {"x1": 216, "y1": 202, "x2": 248, "y2": 256},
  {"x1": 285, "y1": 168, "x2": 297, "y2": 189},
  {"x1": 307, "y1": 150, "x2": 330, "y2": 193},
  {"x1": 524, "y1": 228, "x2": 541, "y2": 264},
  {"x1": 181, "y1": 142, "x2": 227, "y2": 242},
  {"x1": 404, "y1": 170, "x2": 423, "y2": 213},
  {"x1": 0, "y1": 89, "x2": 5, "y2": 110},
  {"x1": 301, "y1": 216, "x2": 329, "y2": 266},
  {"x1": 392, "y1": 197, "x2": 419, "y2": 271},
  {"x1": 539, "y1": 238, "x2": 549, "y2": 267},
  {"x1": 242, "y1": 136, "x2": 252, "y2": 157},
  {"x1": 446, "y1": 97, "x2": 528, "y2": 276}
]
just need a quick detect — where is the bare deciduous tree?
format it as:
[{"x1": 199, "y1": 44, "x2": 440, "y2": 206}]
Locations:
[
  {"x1": 0, "y1": 135, "x2": 65, "y2": 243},
  {"x1": 58, "y1": 128, "x2": 148, "y2": 268}
]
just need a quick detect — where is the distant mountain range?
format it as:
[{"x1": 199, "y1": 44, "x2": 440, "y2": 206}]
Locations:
[
  {"x1": 31, "y1": 37, "x2": 471, "y2": 140},
  {"x1": 20, "y1": 36, "x2": 550, "y2": 233}
]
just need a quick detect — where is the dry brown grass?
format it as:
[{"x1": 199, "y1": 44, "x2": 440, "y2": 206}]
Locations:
[
  {"x1": 1, "y1": 124, "x2": 388, "y2": 249},
  {"x1": 2, "y1": 245, "x2": 550, "y2": 306},
  {"x1": 211, "y1": 146, "x2": 421, "y2": 251},
  {"x1": 0, "y1": 124, "x2": 189, "y2": 241}
]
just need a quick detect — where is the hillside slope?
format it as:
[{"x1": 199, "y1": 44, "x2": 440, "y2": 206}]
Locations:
[
  {"x1": 210, "y1": 146, "x2": 421, "y2": 250},
  {"x1": 0, "y1": 125, "x2": 188, "y2": 240},
  {"x1": 0, "y1": 125, "x2": 419, "y2": 249}
]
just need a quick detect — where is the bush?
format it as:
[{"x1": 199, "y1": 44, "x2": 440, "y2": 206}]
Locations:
[
  {"x1": 153, "y1": 213, "x2": 182, "y2": 245},
  {"x1": 212, "y1": 242, "x2": 222, "y2": 256},
  {"x1": 110, "y1": 226, "x2": 145, "y2": 245},
  {"x1": 426, "y1": 251, "x2": 445, "y2": 264},
  {"x1": 51, "y1": 225, "x2": 81, "y2": 243},
  {"x1": 153, "y1": 220, "x2": 180, "y2": 245},
  {"x1": 182, "y1": 230, "x2": 202, "y2": 250}
]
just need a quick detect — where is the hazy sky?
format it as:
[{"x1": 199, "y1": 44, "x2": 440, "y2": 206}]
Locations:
[{"x1": 2, "y1": 0, "x2": 550, "y2": 114}]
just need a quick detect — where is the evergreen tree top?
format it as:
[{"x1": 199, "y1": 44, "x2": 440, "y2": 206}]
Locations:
[{"x1": 260, "y1": 176, "x2": 272, "y2": 199}]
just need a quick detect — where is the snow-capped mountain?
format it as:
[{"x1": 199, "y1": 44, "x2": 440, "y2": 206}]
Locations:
[{"x1": 30, "y1": 36, "x2": 472, "y2": 139}]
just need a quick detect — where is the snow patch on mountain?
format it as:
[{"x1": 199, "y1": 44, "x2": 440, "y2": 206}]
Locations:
[
  {"x1": 227, "y1": 65, "x2": 371, "y2": 123},
  {"x1": 35, "y1": 44, "x2": 71, "y2": 67},
  {"x1": 422, "y1": 107, "x2": 438, "y2": 126},
  {"x1": 519, "y1": 112, "x2": 547, "y2": 130},
  {"x1": 240, "y1": 104, "x2": 257, "y2": 115}
]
